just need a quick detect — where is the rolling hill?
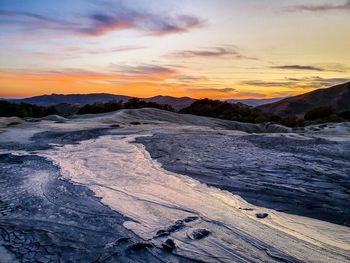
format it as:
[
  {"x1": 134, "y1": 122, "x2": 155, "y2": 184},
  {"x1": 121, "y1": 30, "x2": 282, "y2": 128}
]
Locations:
[
  {"x1": 5, "y1": 93, "x2": 195, "y2": 111},
  {"x1": 225, "y1": 97, "x2": 285, "y2": 107},
  {"x1": 257, "y1": 82, "x2": 350, "y2": 117},
  {"x1": 143, "y1": 95, "x2": 196, "y2": 111},
  {"x1": 7, "y1": 93, "x2": 132, "y2": 106},
  {"x1": 3, "y1": 91, "x2": 317, "y2": 115}
]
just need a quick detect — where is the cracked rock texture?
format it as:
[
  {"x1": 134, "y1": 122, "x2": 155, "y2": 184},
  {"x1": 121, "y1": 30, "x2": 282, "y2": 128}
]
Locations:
[{"x1": 136, "y1": 133, "x2": 350, "y2": 226}]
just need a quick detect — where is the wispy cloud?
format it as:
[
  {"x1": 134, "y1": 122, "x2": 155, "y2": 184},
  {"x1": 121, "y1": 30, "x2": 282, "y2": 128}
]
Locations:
[
  {"x1": 0, "y1": 10, "x2": 76, "y2": 28},
  {"x1": 286, "y1": 76, "x2": 350, "y2": 87},
  {"x1": 187, "y1": 88, "x2": 235, "y2": 93},
  {"x1": 1, "y1": 63, "x2": 179, "y2": 83},
  {"x1": 232, "y1": 92, "x2": 267, "y2": 98},
  {"x1": 243, "y1": 81, "x2": 295, "y2": 88},
  {"x1": 168, "y1": 47, "x2": 257, "y2": 60},
  {"x1": 0, "y1": 5, "x2": 205, "y2": 37},
  {"x1": 140, "y1": 15, "x2": 205, "y2": 36},
  {"x1": 243, "y1": 77, "x2": 350, "y2": 89},
  {"x1": 88, "y1": 46, "x2": 145, "y2": 54},
  {"x1": 28, "y1": 46, "x2": 145, "y2": 58},
  {"x1": 269, "y1": 63, "x2": 349, "y2": 73},
  {"x1": 270, "y1": 65, "x2": 324, "y2": 71},
  {"x1": 82, "y1": 12, "x2": 204, "y2": 36},
  {"x1": 0, "y1": 68, "x2": 105, "y2": 77},
  {"x1": 171, "y1": 75, "x2": 208, "y2": 83},
  {"x1": 286, "y1": 0, "x2": 350, "y2": 12},
  {"x1": 110, "y1": 64, "x2": 179, "y2": 81}
]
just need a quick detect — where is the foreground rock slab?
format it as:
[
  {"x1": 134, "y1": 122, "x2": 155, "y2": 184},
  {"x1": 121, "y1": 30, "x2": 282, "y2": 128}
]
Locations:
[{"x1": 0, "y1": 109, "x2": 349, "y2": 262}]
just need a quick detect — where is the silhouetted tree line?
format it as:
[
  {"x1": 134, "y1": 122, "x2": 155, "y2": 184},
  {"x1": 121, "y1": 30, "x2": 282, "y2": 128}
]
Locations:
[
  {"x1": 77, "y1": 98, "x2": 174, "y2": 115},
  {"x1": 0, "y1": 101, "x2": 58, "y2": 118},
  {"x1": 1, "y1": 98, "x2": 349, "y2": 128},
  {"x1": 338, "y1": 110, "x2": 350, "y2": 120},
  {"x1": 180, "y1": 99, "x2": 281, "y2": 124},
  {"x1": 179, "y1": 99, "x2": 350, "y2": 127},
  {"x1": 281, "y1": 107, "x2": 350, "y2": 127},
  {"x1": 304, "y1": 106, "x2": 336, "y2": 121}
]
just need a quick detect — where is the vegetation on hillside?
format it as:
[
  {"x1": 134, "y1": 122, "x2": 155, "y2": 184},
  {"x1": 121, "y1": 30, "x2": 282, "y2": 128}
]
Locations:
[
  {"x1": 281, "y1": 107, "x2": 350, "y2": 127},
  {"x1": 180, "y1": 99, "x2": 281, "y2": 124},
  {"x1": 77, "y1": 98, "x2": 174, "y2": 115},
  {"x1": 180, "y1": 99, "x2": 350, "y2": 128},
  {"x1": 338, "y1": 110, "x2": 350, "y2": 120},
  {"x1": 304, "y1": 106, "x2": 337, "y2": 121},
  {"x1": 1, "y1": 98, "x2": 349, "y2": 128},
  {"x1": 0, "y1": 101, "x2": 58, "y2": 118}
]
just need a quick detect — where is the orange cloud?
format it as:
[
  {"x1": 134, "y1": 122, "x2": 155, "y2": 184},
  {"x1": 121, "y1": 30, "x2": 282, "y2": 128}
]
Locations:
[{"x1": 1, "y1": 69, "x2": 326, "y2": 100}]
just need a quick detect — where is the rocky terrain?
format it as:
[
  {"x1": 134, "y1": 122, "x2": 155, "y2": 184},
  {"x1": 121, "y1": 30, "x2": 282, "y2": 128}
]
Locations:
[{"x1": 0, "y1": 109, "x2": 349, "y2": 262}]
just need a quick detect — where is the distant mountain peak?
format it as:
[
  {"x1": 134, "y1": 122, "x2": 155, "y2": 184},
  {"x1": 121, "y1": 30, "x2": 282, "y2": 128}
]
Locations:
[{"x1": 224, "y1": 97, "x2": 286, "y2": 107}]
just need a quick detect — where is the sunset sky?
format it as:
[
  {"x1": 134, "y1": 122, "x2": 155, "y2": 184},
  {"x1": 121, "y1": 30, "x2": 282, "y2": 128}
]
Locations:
[{"x1": 0, "y1": 0, "x2": 349, "y2": 99}]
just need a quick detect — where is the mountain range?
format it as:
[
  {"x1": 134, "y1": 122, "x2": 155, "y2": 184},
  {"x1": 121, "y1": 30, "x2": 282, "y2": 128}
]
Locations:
[
  {"x1": 5, "y1": 94, "x2": 196, "y2": 111},
  {"x1": 224, "y1": 97, "x2": 286, "y2": 107},
  {"x1": 6, "y1": 93, "x2": 132, "y2": 107},
  {"x1": 5, "y1": 94, "x2": 274, "y2": 112},
  {"x1": 3, "y1": 81, "x2": 349, "y2": 116},
  {"x1": 142, "y1": 95, "x2": 196, "y2": 111}
]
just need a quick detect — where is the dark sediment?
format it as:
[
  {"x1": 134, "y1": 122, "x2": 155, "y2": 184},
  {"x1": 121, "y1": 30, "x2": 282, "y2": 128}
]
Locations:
[
  {"x1": 189, "y1": 229, "x2": 211, "y2": 240},
  {"x1": 162, "y1": 239, "x2": 176, "y2": 252}
]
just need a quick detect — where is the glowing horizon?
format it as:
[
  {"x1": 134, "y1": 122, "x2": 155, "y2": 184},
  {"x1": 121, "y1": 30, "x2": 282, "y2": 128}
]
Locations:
[{"x1": 1, "y1": 0, "x2": 349, "y2": 99}]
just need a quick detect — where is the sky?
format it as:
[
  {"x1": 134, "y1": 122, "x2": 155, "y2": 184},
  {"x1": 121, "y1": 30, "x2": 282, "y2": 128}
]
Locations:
[{"x1": 0, "y1": 0, "x2": 349, "y2": 99}]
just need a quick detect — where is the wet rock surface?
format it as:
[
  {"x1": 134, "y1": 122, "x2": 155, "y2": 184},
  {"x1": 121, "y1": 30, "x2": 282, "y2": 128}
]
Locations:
[
  {"x1": 256, "y1": 213, "x2": 269, "y2": 219},
  {"x1": 154, "y1": 217, "x2": 201, "y2": 239},
  {"x1": 184, "y1": 216, "x2": 199, "y2": 223},
  {"x1": 167, "y1": 220, "x2": 185, "y2": 233},
  {"x1": 0, "y1": 128, "x2": 112, "y2": 152},
  {"x1": 0, "y1": 130, "x2": 196, "y2": 263},
  {"x1": 136, "y1": 133, "x2": 350, "y2": 227},
  {"x1": 162, "y1": 239, "x2": 176, "y2": 252},
  {"x1": 0, "y1": 114, "x2": 349, "y2": 262},
  {"x1": 0, "y1": 154, "x2": 164, "y2": 262},
  {"x1": 189, "y1": 229, "x2": 211, "y2": 240},
  {"x1": 129, "y1": 243, "x2": 153, "y2": 252}
]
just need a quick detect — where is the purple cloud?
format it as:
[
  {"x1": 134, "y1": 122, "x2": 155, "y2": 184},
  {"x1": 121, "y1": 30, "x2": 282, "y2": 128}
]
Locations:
[
  {"x1": 243, "y1": 77, "x2": 350, "y2": 89},
  {"x1": 0, "y1": 10, "x2": 76, "y2": 29},
  {"x1": 0, "y1": 5, "x2": 204, "y2": 37},
  {"x1": 110, "y1": 64, "x2": 179, "y2": 81},
  {"x1": 270, "y1": 65, "x2": 324, "y2": 71},
  {"x1": 187, "y1": 88, "x2": 235, "y2": 93},
  {"x1": 169, "y1": 47, "x2": 257, "y2": 60},
  {"x1": 27, "y1": 46, "x2": 145, "y2": 58},
  {"x1": 287, "y1": 0, "x2": 350, "y2": 12}
]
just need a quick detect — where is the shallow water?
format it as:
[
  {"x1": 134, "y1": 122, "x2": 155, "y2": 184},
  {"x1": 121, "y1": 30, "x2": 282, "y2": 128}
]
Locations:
[{"x1": 40, "y1": 133, "x2": 350, "y2": 263}]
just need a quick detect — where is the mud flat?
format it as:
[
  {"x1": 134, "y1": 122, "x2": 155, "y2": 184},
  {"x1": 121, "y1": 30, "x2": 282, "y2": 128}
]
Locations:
[
  {"x1": 0, "y1": 109, "x2": 349, "y2": 262},
  {"x1": 136, "y1": 132, "x2": 350, "y2": 227}
]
